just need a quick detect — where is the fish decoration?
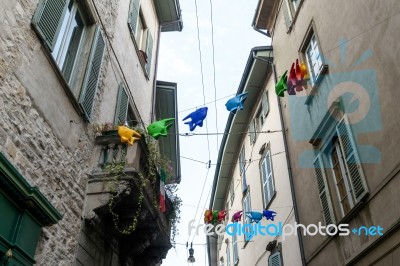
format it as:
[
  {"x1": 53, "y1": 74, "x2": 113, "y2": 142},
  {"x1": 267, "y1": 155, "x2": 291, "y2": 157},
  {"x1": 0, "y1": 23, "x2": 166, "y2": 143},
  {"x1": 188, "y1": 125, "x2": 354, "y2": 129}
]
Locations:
[
  {"x1": 246, "y1": 211, "x2": 264, "y2": 223},
  {"x1": 204, "y1": 210, "x2": 212, "y2": 224},
  {"x1": 212, "y1": 210, "x2": 219, "y2": 224},
  {"x1": 217, "y1": 210, "x2": 227, "y2": 223},
  {"x1": 182, "y1": 107, "x2": 208, "y2": 131},
  {"x1": 231, "y1": 211, "x2": 243, "y2": 223},
  {"x1": 225, "y1": 92, "x2": 248, "y2": 113},
  {"x1": 263, "y1": 210, "x2": 277, "y2": 221},
  {"x1": 118, "y1": 126, "x2": 141, "y2": 145},
  {"x1": 275, "y1": 70, "x2": 288, "y2": 97},
  {"x1": 147, "y1": 118, "x2": 175, "y2": 139}
]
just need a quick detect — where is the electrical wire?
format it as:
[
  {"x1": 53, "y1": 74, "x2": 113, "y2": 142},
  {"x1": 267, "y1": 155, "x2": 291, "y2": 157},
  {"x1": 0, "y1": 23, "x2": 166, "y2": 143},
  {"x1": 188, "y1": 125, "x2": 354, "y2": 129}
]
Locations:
[
  {"x1": 208, "y1": 0, "x2": 220, "y2": 150},
  {"x1": 178, "y1": 94, "x2": 236, "y2": 114},
  {"x1": 194, "y1": 0, "x2": 211, "y2": 162}
]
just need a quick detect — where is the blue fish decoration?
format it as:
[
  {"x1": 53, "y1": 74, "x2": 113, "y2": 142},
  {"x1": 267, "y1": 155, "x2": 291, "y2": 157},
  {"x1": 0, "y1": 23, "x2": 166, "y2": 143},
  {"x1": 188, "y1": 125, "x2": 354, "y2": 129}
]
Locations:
[
  {"x1": 263, "y1": 210, "x2": 277, "y2": 221},
  {"x1": 182, "y1": 107, "x2": 208, "y2": 131},
  {"x1": 246, "y1": 211, "x2": 263, "y2": 223},
  {"x1": 225, "y1": 92, "x2": 248, "y2": 113}
]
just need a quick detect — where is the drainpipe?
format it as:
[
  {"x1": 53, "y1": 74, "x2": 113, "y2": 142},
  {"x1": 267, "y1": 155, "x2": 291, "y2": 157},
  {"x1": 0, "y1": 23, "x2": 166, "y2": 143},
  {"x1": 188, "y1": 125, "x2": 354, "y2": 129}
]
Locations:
[{"x1": 252, "y1": 52, "x2": 306, "y2": 266}]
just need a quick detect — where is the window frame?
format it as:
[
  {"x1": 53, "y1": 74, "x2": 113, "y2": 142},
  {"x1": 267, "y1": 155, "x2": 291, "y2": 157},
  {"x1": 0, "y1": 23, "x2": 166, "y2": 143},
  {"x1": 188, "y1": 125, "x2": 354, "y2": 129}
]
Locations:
[
  {"x1": 32, "y1": 0, "x2": 105, "y2": 121},
  {"x1": 232, "y1": 232, "x2": 239, "y2": 265},
  {"x1": 128, "y1": 0, "x2": 153, "y2": 78},
  {"x1": 242, "y1": 188, "x2": 252, "y2": 243},
  {"x1": 260, "y1": 147, "x2": 276, "y2": 209},
  {"x1": 299, "y1": 21, "x2": 329, "y2": 104},
  {"x1": 313, "y1": 115, "x2": 369, "y2": 225}
]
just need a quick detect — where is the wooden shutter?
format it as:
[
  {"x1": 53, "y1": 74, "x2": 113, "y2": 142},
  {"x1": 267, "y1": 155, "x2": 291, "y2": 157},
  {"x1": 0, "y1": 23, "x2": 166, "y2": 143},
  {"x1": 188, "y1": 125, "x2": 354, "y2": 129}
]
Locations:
[
  {"x1": 314, "y1": 154, "x2": 336, "y2": 225},
  {"x1": 32, "y1": 0, "x2": 68, "y2": 51},
  {"x1": 336, "y1": 116, "x2": 368, "y2": 202},
  {"x1": 282, "y1": 0, "x2": 293, "y2": 32},
  {"x1": 145, "y1": 31, "x2": 153, "y2": 76},
  {"x1": 79, "y1": 27, "x2": 105, "y2": 120},
  {"x1": 268, "y1": 252, "x2": 282, "y2": 266},
  {"x1": 128, "y1": 0, "x2": 140, "y2": 35},
  {"x1": 114, "y1": 83, "x2": 129, "y2": 125}
]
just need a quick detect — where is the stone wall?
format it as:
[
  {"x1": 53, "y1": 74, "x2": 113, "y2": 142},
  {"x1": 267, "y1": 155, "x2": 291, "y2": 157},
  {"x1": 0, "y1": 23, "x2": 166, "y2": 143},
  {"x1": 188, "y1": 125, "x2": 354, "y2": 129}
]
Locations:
[{"x1": 0, "y1": 0, "x2": 120, "y2": 265}]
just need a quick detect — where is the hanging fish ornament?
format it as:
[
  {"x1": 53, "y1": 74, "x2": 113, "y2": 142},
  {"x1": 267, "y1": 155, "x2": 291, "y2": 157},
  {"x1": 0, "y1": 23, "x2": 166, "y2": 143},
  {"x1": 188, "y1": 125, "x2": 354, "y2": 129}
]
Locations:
[
  {"x1": 118, "y1": 126, "x2": 141, "y2": 145},
  {"x1": 231, "y1": 211, "x2": 243, "y2": 223},
  {"x1": 212, "y1": 210, "x2": 219, "y2": 224},
  {"x1": 217, "y1": 210, "x2": 227, "y2": 223},
  {"x1": 275, "y1": 70, "x2": 288, "y2": 97},
  {"x1": 225, "y1": 92, "x2": 248, "y2": 113},
  {"x1": 295, "y1": 59, "x2": 303, "y2": 92},
  {"x1": 204, "y1": 210, "x2": 213, "y2": 224},
  {"x1": 246, "y1": 211, "x2": 264, "y2": 223},
  {"x1": 300, "y1": 61, "x2": 309, "y2": 80},
  {"x1": 263, "y1": 210, "x2": 277, "y2": 221},
  {"x1": 147, "y1": 118, "x2": 175, "y2": 139},
  {"x1": 287, "y1": 63, "x2": 297, "y2": 95},
  {"x1": 182, "y1": 107, "x2": 208, "y2": 131}
]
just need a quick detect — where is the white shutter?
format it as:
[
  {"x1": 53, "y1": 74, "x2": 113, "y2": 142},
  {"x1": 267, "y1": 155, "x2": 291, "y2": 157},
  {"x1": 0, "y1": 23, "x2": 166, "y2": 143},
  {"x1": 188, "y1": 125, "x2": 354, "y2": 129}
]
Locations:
[
  {"x1": 145, "y1": 31, "x2": 153, "y2": 76},
  {"x1": 314, "y1": 154, "x2": 336, "y2": 225},
  {"x1": 249, "y1": 120, "x2": 256, "y2": 143},
  {"x1": 336, "y1": 116, "x2": 368, "y2": 202}
]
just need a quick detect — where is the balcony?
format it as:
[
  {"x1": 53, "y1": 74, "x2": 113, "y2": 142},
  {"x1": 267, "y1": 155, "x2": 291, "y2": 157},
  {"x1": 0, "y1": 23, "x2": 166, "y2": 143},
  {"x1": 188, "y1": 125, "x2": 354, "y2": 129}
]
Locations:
[{"x1": 84, "y1": 132, "x2": 173, "y2": 265}]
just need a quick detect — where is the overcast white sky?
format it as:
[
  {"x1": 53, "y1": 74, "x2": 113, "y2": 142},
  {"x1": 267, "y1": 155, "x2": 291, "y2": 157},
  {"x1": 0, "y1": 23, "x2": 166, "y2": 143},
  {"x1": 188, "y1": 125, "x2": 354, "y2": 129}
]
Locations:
[{"x1": 157, "y1": 1, "x2": 269, "y2": 265}]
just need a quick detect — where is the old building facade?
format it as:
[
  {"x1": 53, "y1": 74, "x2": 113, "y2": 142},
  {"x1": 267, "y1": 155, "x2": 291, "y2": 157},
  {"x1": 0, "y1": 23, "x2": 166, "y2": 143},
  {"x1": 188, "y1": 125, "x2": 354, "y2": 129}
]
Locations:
[
  {"x1": 253, "y1": 0, "x2": 400, "y2": 265},
  {"x1": 208, "y1": 47, "x2": 302, "y2": 266},
  {"x1": 0, "y1": 0, "x2": 182, "y2": 265}
]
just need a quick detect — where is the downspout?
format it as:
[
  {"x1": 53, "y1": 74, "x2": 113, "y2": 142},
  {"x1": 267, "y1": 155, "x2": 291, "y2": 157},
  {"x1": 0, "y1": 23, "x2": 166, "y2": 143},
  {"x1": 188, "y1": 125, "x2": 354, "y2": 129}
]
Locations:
[
  {"x1": 151, "y1": 25, "x2": 161, "y2": 122},
  {"x1": 252, "y1": 51, "x2": 306, "y2": 266}
]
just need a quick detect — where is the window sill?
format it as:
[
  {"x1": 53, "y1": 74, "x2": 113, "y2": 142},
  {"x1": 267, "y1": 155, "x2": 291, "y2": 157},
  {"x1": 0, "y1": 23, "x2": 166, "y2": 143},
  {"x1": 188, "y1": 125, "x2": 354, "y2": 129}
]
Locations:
[{"x1": 304, "y1": 64, "x2": 329, "y2": 105}]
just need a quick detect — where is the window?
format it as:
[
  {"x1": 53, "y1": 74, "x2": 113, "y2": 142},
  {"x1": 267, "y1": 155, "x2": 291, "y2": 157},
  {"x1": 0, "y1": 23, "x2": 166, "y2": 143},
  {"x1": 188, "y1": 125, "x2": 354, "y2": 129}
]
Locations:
[
  {"x1": 128, "y1": 0, "x2": 154, "y2": 76},
  {"x1": 226, "y1": 243, "x2": 231, "y2": 266},
  {"x1": 313, "y1": 116, "x2": 368, "y2": 224},
  {"x1": 282, "y1": 0, "x2": 302, "y2": 32},
  {"x1": 242, "y1": 189, "x2": 252, "y2": 241},
  {"x1": 229, "y1": 180, "x2": 235, "y2": 206},
  {"x1": 0, "y1": 153, "x2": 62, "y2": 266},
  {"x1": 249, "y1": 91, "x2": 269, "y2": 144},
  {"x1": 32, "y1": 0, "x2": 105, "y2": 120},
  {"x1": 232, "y1": 233, "x2": 239, "y2": 264},
  {"x1": 239, "y1": 147, "x2": 247, "y2": 193},
  {"x1": 268, "y1": 251, "x2": 283, "y2": 266},
  {"x1": 114, "y1": 83, "x2": 138, "y2": 127},
  {"x1": 306, "y1": 34, "x2": 323, "y2": 84},
  {"x1": 260, "y1": 149, "x2": 275, "y2": 208}
]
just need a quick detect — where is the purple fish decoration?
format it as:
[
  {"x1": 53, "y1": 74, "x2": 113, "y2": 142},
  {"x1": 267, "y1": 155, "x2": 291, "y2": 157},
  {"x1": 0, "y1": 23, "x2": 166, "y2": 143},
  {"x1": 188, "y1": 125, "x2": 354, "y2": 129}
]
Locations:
[
  {"x1": 225, "y1": 92, "x2": 248, "y2": 113},
  {"x1": 231, "y1": 211, "x2": 243, "y2": 223},
  {"x1": 182, "y1": 107, "x2": 208, "y2": 131},
  {"x1": 263, "y1": 210, "x2": 277, "y2": 221},
  {"x1": 246, "y1": 211, "x2": 263, "y2": 223}
]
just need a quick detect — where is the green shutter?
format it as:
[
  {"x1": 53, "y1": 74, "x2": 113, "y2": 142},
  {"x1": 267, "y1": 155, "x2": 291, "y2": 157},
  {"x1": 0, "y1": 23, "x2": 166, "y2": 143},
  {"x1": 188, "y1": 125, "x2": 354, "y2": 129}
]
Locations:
[
  {"x1": 128, "y1": 0, "x2": 140, "y2": 35},
  {"x1": 145, "y1": 31, "x2": 153, "y2": 76},
  {"x1": 336, "y1": 116, "x2": 368, "y2": 202},
  {"x1": 114, "y1": 83, "x2": 129, "y2": 125},
  {"x1": 268, "y1": 252, "x2": 282, "y2": 266},
  {"x1": 32, "y1": 0, "x2": 68, "y2": 51},
  {"x1": 314, "y1": 154, "x2": 336, "y2": 225},
  {"x1": 79, "y1": 27, "x2": 105, "y2": 120},
  {"x1": 282, "y1": 0, "x2": 293, "y2": 32}
]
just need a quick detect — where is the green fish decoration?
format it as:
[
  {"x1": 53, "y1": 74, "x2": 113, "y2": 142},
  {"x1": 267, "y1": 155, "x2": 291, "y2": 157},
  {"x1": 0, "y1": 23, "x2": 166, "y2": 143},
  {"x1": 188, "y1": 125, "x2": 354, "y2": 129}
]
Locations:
[{"x1": 147, "y1": 118, "x2": 175, "y2": 139}]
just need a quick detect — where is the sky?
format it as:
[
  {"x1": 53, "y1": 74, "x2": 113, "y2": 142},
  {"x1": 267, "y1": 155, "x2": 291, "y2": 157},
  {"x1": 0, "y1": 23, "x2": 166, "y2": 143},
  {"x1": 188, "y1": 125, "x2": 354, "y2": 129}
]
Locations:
[{"x1": 157, "y1": 0, "x2": 269, "y2": 265}]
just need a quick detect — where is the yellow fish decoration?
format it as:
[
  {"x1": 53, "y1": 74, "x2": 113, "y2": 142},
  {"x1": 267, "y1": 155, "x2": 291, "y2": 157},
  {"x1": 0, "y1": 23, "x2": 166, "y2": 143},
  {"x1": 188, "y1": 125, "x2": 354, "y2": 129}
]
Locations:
[{"x1": 118, "y1": 126, "x2": 141, "y2": 145}]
